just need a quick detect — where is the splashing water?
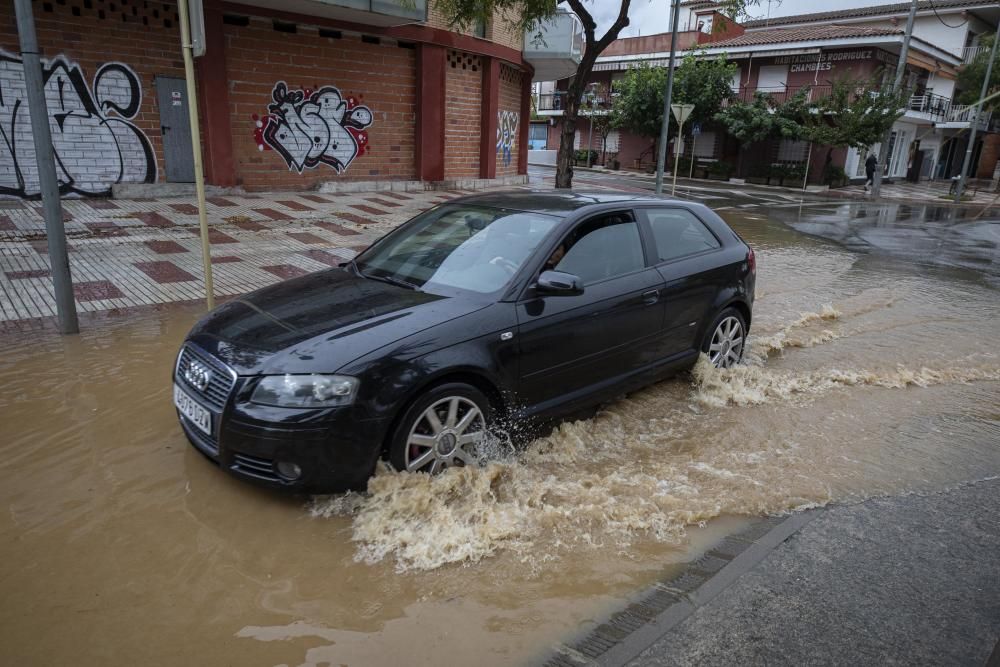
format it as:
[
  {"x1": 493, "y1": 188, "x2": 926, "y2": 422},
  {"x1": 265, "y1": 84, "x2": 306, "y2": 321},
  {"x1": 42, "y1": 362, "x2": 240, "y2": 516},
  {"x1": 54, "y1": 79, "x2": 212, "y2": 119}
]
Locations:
[{"x1": 308, "y1": 299, "x2": 1000, "y2": 572}]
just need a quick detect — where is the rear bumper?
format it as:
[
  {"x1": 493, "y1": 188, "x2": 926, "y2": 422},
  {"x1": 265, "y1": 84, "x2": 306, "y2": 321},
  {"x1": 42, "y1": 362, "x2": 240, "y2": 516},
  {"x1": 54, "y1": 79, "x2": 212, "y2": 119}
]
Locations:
[{"x1": 179, "y1": 409, "x2": 389, "y2": 494}]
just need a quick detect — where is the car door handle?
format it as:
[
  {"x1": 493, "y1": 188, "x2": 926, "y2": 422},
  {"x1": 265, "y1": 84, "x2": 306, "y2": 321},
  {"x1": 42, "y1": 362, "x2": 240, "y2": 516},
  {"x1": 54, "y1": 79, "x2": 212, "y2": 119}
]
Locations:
[{"x1": 642, "y1": 289, "x2": 660, "y2": 305}]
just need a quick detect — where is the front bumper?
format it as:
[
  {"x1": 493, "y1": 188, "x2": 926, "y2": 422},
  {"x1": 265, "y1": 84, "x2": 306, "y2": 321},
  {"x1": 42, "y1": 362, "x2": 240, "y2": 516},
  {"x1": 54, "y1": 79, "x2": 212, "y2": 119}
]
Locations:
[
  {"x1": 179, "y1": 407, "x2": 389, "y2": 493},
  {"x1": 174, "y1": 344, "x2": 389, "y2": 493}
]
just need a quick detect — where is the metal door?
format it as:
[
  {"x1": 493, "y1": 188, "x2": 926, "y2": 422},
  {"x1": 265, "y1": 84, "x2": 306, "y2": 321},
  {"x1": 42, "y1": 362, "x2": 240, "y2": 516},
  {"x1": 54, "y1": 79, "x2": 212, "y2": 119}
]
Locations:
[{"x1": 155, "y1": 77, "x2": 195, "y2": 182}]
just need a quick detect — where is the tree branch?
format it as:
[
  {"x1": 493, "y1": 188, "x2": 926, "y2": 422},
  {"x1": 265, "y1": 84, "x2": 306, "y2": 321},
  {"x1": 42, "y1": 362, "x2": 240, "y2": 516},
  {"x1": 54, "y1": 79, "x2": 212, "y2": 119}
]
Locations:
[{"x1": 595, "y1": 0, "x2": 632, "y2": 52}]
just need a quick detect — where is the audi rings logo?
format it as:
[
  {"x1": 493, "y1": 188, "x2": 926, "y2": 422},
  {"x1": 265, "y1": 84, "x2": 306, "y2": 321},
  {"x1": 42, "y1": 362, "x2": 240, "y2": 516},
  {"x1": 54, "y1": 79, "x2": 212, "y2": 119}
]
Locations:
[{"x1": 184, "y1": 360, "x2": 212, "y2": 392}]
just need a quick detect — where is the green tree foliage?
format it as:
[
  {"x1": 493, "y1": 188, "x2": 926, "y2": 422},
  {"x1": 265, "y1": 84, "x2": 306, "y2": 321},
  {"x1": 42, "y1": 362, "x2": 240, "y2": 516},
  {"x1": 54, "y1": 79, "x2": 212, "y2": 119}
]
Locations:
[
  {"x1": 609, "y1": 63, "x2": 668, "y2": 140},
  {"x1": 956, "y1": 34, "x2": 998, "y2": 110},
  {"x1": 712, "y1": 88, "x2": 810, "y2": 144},
  {"x1": 611, "y1": 55, "x2": 737, "y2": 140},
  {"x1": 803, "y1": 76, "x2": 906, "y2": 152}
]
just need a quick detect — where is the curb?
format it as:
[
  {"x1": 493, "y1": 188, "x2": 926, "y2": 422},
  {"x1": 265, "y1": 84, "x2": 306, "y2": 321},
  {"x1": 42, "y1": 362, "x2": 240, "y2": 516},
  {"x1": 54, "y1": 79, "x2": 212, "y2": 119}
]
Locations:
[{"x1": 541, "y1": 510, "x2": 820, "y2": 667}]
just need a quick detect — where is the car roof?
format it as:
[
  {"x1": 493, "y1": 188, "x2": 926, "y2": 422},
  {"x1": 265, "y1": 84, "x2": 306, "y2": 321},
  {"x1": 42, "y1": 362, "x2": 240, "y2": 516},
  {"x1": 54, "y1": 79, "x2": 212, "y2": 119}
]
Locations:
[{"x1": 449, "y1": 190, "x2": 697, "y2": 217}]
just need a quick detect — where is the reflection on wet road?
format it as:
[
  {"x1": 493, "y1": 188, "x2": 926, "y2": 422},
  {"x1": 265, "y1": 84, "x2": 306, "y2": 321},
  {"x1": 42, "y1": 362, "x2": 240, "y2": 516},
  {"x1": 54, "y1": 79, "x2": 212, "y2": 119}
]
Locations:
[{"x1": 1, "y1": 200, "x2": 998, "y2": 665}]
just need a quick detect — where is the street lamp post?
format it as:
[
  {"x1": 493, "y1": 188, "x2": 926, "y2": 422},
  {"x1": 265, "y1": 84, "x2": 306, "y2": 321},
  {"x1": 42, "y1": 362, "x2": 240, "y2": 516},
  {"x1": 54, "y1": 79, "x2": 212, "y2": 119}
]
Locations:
[{"x1": 654, "y1": 0, "x2": 682, "y2": 194}]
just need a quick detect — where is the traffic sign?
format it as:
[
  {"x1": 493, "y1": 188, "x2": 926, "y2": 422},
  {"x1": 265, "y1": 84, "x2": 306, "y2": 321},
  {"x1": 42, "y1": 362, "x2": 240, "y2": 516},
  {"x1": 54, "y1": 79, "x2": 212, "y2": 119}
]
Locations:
[{"x1": 671, "y1": 103, "x2": 694, "y2": 123}]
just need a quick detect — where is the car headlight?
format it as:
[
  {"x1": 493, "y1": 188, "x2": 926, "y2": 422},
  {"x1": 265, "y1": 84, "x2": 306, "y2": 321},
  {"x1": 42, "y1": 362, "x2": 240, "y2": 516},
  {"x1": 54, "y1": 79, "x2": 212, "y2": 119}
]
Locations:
[{"x1": 250, "y1": 374, "x2": 359, "y2": 408}]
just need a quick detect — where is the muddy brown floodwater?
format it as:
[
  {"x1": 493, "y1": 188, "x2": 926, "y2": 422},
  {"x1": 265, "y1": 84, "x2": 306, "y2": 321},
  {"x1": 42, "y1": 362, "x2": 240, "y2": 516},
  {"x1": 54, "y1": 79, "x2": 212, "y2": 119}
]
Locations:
[{"x1": 2, "y1": 209, "x2": 999, "y2": 666}]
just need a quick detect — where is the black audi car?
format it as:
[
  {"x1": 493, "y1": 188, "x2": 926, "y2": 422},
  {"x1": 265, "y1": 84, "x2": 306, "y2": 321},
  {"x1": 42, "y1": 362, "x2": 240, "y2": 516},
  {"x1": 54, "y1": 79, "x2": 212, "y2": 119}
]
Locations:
[{"x1": 173, "y1": 191, "x2": 755, "y2": 492}]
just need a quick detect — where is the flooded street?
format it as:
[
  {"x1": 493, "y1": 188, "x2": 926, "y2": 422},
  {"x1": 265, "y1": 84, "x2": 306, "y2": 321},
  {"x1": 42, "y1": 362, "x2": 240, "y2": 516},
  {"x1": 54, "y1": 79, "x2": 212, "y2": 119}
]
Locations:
[{"x1": 2, "y1": 202, "x2": 999, "y2": 666}]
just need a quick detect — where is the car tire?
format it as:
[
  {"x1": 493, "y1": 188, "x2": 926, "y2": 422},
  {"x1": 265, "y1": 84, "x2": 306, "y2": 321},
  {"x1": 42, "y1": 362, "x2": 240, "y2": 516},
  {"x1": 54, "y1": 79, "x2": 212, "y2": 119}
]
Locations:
[
  {"x1": 388, "y1": 383, "x2": 494, "y2": 475},
  {"x1": 702, "y1": 307, "x2": 747, "y2": 369}
]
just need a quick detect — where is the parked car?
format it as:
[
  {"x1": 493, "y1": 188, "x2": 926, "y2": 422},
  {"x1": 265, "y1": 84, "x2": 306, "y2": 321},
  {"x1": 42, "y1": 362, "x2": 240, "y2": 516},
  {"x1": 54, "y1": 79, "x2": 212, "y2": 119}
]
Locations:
[{"x1": 173, "y1": 191, "x2": 755, "y2": 492}]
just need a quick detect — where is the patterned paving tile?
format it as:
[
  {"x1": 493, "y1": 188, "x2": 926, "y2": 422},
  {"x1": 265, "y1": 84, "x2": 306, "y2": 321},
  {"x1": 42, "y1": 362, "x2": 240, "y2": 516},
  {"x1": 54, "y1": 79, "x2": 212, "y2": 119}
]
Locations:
[
  {"x1": 254, "y1": 208, "x2": 294, "y2": 221},
  {"x1": 287, "y1": 232, "x2": 327, "y2": 245},
  {"x1": 0, "y1": 186, "x2": 518, "y2": 323},
  {"x1": 5, "y1": 269, "x2": 51, "y2": 280},
  {"x1": 333, "y1": 212, "x2": 373, "y2": 226},
  {"x1": 207, "y1": 197, "x2": 238, "y2": 207},
  {"x1": 134, "y1": 260, "x2": 196, "y2": 284},
  {"x1": 145, "y1": 240, "x2": 188, "y2": 254},
  {"x1": 261, "y1": 264, "x2": 309, "y2": 280},
  {"x1": 277, "y1": 200, "x2": 314, "y2": 212},
  {"x1": 299, "y1": 249, "x2": 344, "y2": 267},
  {"x1": 34, "y1": 206, "x2": 73, "y2": 222},
  {"x1": 349, "y1": 204, "x2": 389, "y2": 216},
  {"x1": 84, "y1": 199, "x2": 120, "y2": 210},
  {"x1": 232, "y1": 219, "x2": 268, "y2": 232},
  {"x1": 302, "y1": 194, "x2": 334, "y2": 203},
  {"x1": 364, "y1": 197, "x2": 402, "y2": 208},
  {"x1": 317, "y1": 221, "x2": 362, "y2": 236},
  {"x1": 132, "y1": 212, "x2": 175, "y2": 228},
  {"x1": 207, "y1": 229, "x2": 239, "y2": 244},
  {"x1": 85, "y1": 222, "x2": 129, "y2": 237},
  {"x1": 74, "y1": 280, "x2": 125, "y2": 301}
]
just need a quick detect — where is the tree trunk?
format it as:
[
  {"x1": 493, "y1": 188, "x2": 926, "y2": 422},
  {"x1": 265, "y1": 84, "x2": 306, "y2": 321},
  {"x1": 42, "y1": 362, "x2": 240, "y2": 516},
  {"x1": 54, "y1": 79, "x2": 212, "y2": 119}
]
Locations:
[{"x1": 555, "y1": 82, "x2": 583, "y2": 189}]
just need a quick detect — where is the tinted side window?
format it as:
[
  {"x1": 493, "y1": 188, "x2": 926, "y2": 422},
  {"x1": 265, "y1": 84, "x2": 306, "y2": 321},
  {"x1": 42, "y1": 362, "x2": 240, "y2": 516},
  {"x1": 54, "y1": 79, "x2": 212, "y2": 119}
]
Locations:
[
  {"x1": 645, "y1": 208, "x2": 720, "y2": 262},
  {"x1": 552, "y1": 213, "x2": 645, "y2": 284}
]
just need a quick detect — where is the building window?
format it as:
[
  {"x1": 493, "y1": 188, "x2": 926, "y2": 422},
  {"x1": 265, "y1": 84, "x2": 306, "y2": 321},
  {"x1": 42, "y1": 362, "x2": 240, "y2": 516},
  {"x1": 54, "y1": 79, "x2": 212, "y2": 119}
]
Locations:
[
  {"x1": 528, "y1": 123, "x2": 548, "y2": 150},
  {"x1": 777, "y1": 139, "x2": 808, "y2": 162},
  {"x1": 693, "y1": 131, "x2": 717, "y2": 158},
  {"x1": 756, "y1": 64, "x2": 788, "y2": 93}
]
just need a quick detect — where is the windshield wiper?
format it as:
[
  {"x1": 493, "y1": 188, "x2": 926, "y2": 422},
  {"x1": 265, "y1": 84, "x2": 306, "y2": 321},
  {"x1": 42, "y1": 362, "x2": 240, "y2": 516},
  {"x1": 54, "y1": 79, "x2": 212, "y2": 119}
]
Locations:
[{"x1": 359, "y1": 269, "x2": 419, "y2": 291}]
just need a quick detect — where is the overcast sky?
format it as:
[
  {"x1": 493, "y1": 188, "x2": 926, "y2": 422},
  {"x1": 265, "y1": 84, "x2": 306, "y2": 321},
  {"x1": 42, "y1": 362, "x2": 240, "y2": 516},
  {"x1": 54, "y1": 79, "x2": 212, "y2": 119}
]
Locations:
[{"x1": 591, "y1": 0, "x2": 905, "y2": 37}]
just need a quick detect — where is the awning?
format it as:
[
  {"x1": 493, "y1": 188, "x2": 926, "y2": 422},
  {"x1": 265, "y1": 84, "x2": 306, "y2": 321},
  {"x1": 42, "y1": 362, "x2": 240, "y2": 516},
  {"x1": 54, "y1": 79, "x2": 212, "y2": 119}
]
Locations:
[{"x1": 593, "y1": 47, "x2": 822, "y2": 71}]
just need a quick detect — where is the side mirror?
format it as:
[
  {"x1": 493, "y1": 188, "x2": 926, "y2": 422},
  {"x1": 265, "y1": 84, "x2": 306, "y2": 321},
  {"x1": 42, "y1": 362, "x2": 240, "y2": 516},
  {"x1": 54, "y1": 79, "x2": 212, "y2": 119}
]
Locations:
[{"x1": 536, "y1": 270, "x2": 584, "y2": 296}]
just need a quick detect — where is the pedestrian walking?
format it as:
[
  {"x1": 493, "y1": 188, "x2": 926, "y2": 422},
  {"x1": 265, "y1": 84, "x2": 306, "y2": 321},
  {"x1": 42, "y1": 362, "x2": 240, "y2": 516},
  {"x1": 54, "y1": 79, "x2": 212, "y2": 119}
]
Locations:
[{"x1": 864, "y1": 152, "x2": 878, "y2": 191}]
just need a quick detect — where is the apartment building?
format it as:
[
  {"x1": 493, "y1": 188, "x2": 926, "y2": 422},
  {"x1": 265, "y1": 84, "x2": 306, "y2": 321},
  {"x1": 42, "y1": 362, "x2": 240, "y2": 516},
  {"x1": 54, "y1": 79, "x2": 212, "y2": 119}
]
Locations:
[{"x1": 533, "y1": 0, "x2": 1000, "y2": 185}]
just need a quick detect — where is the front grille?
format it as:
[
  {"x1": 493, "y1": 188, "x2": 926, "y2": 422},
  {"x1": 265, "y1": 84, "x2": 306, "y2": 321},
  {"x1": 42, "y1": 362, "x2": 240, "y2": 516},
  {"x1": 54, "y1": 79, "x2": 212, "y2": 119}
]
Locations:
[
  {"x1": 176, "y1": 344, "x2": 237, "y2": 412},
  {"x1": 232, "y1": 452, "x2": 280, "y2": 482},
  {"x1": 181, "y1": 417, "x2": 220, "y2": 458}
]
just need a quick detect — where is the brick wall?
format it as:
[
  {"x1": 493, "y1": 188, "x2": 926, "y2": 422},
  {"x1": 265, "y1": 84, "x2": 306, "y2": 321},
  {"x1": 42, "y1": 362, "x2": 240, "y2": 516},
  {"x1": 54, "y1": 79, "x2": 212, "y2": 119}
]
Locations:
[
  {"x1": 489, "y1": 8, "x2": 523, "y2": 51},
  {"x1": 0, "y1": 0, "x2": 182, "y2": 197},
  {"x1": 224, "y1": 17, "x2": 416, "y2": 190},
  {"x1": 496, "y1": 64, "x2": 522, "y2": 176},
  {"x1": 444, "y1": 50, "x2": 481, "y2": 179}
]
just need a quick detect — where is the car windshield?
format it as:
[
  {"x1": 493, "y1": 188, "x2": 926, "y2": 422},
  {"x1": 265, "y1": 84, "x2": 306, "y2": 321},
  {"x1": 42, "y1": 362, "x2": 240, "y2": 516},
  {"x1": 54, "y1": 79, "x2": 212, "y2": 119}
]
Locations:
[{"x1": 355, "y1": 204, "x2": 560, "y2": 294}]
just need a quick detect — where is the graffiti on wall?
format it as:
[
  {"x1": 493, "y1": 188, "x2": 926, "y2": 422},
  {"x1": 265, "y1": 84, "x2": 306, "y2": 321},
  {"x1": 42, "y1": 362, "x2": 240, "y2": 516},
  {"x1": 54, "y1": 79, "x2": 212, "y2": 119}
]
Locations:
[
  {"x1": 496, "y1": 110, "x2": 518, "y2": 167},
  {"x1": 253, "y1": 82, "x2": 373, "y2": 174},
  {"x1": 0, "y1": 50, "x2": 156, "y2": 198}
]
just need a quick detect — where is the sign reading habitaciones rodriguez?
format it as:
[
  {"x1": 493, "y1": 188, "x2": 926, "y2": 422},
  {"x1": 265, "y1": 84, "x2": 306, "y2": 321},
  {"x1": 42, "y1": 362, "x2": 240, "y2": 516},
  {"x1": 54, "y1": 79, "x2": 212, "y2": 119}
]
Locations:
[{"x1": 773, "y1": 49, "x2": 899, "y2": 73}]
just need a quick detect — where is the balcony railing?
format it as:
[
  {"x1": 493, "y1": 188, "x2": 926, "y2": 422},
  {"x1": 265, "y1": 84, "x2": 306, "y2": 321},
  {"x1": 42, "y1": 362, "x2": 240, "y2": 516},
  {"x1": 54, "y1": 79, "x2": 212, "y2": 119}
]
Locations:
[
  {"x1": 907, "y1": 94, "x2": 993, "y2": 129},
  {"x1": 962, "y1": 45, "x2": 989, "y2": 63},
  {"x1": 727, "y1": 85, "x2": 833, "y2": 105},
  {"x1": 534, "y1": 91, "x2": 612, "y2": 112},
  {"x1": 907, "y1": 92, "x2": 954, "y2": 119}
]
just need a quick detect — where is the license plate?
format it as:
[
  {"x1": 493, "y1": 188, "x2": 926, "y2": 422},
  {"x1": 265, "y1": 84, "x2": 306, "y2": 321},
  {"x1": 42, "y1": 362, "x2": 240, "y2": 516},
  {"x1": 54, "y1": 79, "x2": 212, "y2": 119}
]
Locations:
[{"x1": 174, "y1": 383, "x2": 211, "y2": 435}]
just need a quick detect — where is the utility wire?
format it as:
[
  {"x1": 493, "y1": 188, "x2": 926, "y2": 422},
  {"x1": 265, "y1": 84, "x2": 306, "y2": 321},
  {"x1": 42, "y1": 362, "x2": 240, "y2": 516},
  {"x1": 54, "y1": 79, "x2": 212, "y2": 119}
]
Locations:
[{"x1": 926, "y1": 0, "x2": 967, "y2": 29}]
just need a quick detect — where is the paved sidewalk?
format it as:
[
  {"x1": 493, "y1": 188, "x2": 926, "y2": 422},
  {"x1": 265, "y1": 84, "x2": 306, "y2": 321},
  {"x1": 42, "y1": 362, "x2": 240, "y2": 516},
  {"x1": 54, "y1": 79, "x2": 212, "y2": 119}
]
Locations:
[{"x1": 0, "y1": 189, "x2": 499, "y2": 329}]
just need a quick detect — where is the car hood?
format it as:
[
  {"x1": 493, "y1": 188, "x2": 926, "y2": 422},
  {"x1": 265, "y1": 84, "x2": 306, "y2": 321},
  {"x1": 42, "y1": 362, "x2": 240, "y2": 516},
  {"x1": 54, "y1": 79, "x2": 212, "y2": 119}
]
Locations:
[{"x1": 187, "y1": 268, "x2": 488, "y2": 375}]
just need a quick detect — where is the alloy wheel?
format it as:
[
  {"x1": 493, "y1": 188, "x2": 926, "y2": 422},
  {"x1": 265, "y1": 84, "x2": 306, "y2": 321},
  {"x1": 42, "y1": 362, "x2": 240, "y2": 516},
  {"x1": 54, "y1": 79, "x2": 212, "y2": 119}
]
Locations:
[
  {"x1": 404, "y1": 396, "x2": 485, "y2": 474},
  {"x1": 709, "y1": 316, "x2": 744, "y2": 368}
]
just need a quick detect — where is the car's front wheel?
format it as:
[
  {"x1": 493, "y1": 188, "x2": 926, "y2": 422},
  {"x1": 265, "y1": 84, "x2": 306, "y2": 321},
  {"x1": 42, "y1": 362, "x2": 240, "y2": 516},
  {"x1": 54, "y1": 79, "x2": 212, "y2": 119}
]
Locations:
[
  {"x1": 702, "y1": 307, "x2": 747, "y2": 369},
  {"x1": 388, "y1": 383, "x2": 493, "y2": 475}
]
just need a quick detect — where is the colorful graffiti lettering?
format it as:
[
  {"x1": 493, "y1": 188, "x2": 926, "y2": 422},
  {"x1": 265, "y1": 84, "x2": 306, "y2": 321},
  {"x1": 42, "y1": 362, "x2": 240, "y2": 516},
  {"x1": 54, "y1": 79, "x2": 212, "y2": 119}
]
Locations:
[
  {"x1": 254, "y1": 82, "x2": 373, "y2": 174},
  {"x1": 0, "y1": 50, "x2": 156, "y2": 198},
  {"x1": 496, "y1": 110, "x2": 518, "y2": 167}
]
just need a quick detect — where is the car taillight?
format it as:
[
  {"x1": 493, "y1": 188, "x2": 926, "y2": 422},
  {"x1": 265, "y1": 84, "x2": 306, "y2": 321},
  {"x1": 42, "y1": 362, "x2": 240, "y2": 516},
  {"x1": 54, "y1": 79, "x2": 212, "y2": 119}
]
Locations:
[{"x1": 747, "y1": 246, "x2": 756, "y2": 275}]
